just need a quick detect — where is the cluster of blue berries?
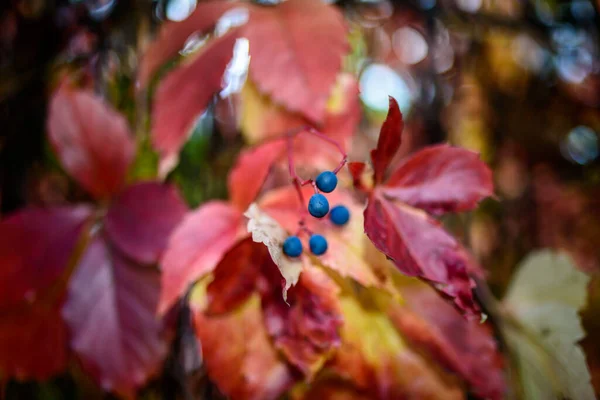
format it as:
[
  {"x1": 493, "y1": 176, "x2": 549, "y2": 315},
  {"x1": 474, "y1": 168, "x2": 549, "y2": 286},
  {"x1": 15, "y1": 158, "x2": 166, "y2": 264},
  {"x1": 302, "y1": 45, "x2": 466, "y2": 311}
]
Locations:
[{"x1": 283, "y1": 171, "x2": 351, "y2": 258}]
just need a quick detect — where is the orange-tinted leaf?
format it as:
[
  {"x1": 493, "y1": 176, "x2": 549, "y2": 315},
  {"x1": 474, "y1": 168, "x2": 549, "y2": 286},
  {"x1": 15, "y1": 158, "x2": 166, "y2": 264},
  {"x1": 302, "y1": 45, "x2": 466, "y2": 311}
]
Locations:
[
  {"x1": 291, "y1": 380, "x2": 372, "y2": 400},
  {"x1": 370, "y1": 97, "x2": 404, "y2": 185},
  {"x1": 228, "y1": 139, "x2": 286, "y2": 211},
  {"x1": 389, "y1": 286, "x2": 505, "y2": 400},
  {"x1": 240, "y1": 74, "x2": 360, "y2": 171},
  {"x1": 105, "y1": 182, "x2": 188, "y2": 264},
  {"x1": 63, "y1": 237, "x2": 168, "y2": 396},
  {"x1": 329, "y1": 296, "x2": 464, "y2": 400},
  {"x1": 0, "y1": 206, "x2": 92, "y2": 307},
  {"x1": 137, "y1": 0, "x2": 235, "y2": 86},
  {"x1": 0, "y1": 304, "x2": 68, "y2": 380},
  {"x1": 47, "y1": 84, "x2": 134, "y2": 199},
  {"x1": 152, "y1": 31, "x2": 239, "y2": 175},
  {"x1": 259, "y1": 187, "x2": 383, "y2": 289},
  {"x1": 192, "y1": 294, "x2": 294, "y2": 400},
  {"x1": 382, "y1": 145, "x2": 494, "y2": 215},
  {"x1": 205, "y1": 238, "x2": 259, "y2": 315},
  {"x1": 364, "y1": 192, "x2": 480, "y2": 317},
  {"x1": 206, "y1": 237, "x2": 343, "y2": 379},
  {"x1": 158, "y1": 201, "x2": 243, "y2": 314},
  {"x1": 244, "y1": 0, "x2": 348, "y2": 122},
  {"x1": 263, "y1": 265, "x2": 343, "y2": 379}
]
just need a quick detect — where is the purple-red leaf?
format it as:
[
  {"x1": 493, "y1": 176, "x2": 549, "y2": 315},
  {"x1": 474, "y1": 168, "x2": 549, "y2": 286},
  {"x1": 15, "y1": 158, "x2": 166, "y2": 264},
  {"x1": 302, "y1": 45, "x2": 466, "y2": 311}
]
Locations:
[
  {"x1": 228, "y1": 139, "x2": 286, "y2": 212},
  {"x1": 152, "y1": 31, "x2": 239, "y2": 175},
  {"x1": 364, "y1": 192, "x2": 480, "y2": 317},
  {"x1": 370, "y1": 97, "x2": 404, "y2": 185},
  {"x1": 382, "y1": 145, "x2": 493, "y2": 215},
  {"x1": 63, "y1": 237, "x2": 168, "y2": 396},
  {"x1": 47, "y1": 84, "x2": 135, "y2": 199},
  {"x1": 0, "y1": 206, "x2": 92, "y2": 307},
  {"x1": 158, "y1": 201, "x2": 244, "y2": 314},
  {"x1": 105, "y1": 182, "x2": 188, "y2": 265},
  {"x1": 389, "y1": 285, "x2": 505, "y2": 400}
]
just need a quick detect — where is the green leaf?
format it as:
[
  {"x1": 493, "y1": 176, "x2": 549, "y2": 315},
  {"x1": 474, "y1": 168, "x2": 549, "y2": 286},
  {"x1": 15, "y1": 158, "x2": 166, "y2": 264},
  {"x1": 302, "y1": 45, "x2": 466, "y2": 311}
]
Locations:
[{"x1": 502, "y1": 250, "x2": 594, "y2": 400}]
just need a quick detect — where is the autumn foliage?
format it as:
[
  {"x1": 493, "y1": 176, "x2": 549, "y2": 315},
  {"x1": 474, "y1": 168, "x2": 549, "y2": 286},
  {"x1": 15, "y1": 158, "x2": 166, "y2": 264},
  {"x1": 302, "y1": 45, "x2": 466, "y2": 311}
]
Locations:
[{"x1": 0, "y1": 0, "x2": 516, "y2": 399}]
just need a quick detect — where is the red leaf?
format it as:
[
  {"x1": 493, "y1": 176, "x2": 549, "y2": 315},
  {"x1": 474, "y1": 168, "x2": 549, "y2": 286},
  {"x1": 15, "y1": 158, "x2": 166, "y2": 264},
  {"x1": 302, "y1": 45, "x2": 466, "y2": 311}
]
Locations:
[
  {"x1": 158, "y1": 201, "x2": 243, "y2": 314},
  {"x1": 348, "y1": 161, "x2": 367, "y2": 191},
  {"x1": 47, "y1": 84, "x2": 135, "y2": 199},
  {"x1": 245, "y1": 0, "x2": 348, "y2": 122},
  {"x1": 144, "y1": 0, "x2": 348, "y2": 123},
  {"x1": 263, "y1": 265, "x2": 342, "y2": 379},
  {"x1": 152, "y1": 31, "x2": 239, "y2": 175},
  {"x1": 382, "y1": 145, "x2": 494, "y2": 215},
  {"x1": 0, "y1": 304, "x2": 68, "y2": 380},
  {"x1": 137, "y1": 0, "x2": 235, "y2": 87},
  {"x1": 192, "y1": 295, "x2": 294, "y2": 400},
  {"x1": 105, "y1": 182, "x2": 188, "y2": 265},
  {"x1": 0, "y1": 206, "x2": 92, "y2": 307},
  {"x1": 63, "y1": 237, "x2": 168, "y2": 396},
  {"x1": 370, "y1": 97, "x2": 404, "y2": 185},
  {"x1": 206, "y1": 238, "x2": 343, "y2": 378},
  {"x1": 227, "y1": 139, "x2": 286, "y2": 212},
  {"x1": 389, "y1": 285, "x2": 505, "y2": 400},
  {"x1": 364, "y1": 192, "x2": 480, "y2": 317}
]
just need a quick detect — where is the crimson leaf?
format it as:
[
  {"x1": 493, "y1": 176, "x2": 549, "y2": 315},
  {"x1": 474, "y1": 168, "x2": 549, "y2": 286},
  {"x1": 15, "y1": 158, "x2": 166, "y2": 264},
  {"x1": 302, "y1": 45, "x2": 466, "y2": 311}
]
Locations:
[
  {"x1": 364, "y1": 193, "x2": 480, "y2": 317},
  {"x1": 370, "y1": 97, "x2": 404, "y2": 184},
  {"x1": 382, "y1": 144, "x2": 493, "y2": 215},
  {"x1": 105, "y1": 182, "x2": 188, "y2": 265},
  {"x1": 47, "y1": 84, "x2": 135, "y2": 199},
  {"x1": 63, "y1": 237, "x2": 168, "y2": 396}
]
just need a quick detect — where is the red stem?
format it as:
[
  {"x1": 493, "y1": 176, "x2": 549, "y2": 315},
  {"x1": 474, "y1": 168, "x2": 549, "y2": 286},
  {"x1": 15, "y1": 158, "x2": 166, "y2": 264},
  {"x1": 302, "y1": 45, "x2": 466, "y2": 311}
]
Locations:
[{"x1": 284, "y1": 125, "x2": 347, "y2": 234}]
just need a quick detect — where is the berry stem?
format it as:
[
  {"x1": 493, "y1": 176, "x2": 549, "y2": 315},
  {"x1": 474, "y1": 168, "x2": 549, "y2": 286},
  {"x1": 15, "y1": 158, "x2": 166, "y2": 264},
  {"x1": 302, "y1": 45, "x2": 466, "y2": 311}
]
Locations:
[{"x1": 284, "y1": 126, "x2": 347, "y2": 231}]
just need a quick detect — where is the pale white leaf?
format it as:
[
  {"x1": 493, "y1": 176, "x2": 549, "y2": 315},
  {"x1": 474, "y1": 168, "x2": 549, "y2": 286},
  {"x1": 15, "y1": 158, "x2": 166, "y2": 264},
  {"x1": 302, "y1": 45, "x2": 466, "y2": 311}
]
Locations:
[
  {"x1": 244, "y1": 203, "x2": 301, "y2": 302},
  {"x1": 503, "y1": 250, "x2": 594, "y2": 400}
]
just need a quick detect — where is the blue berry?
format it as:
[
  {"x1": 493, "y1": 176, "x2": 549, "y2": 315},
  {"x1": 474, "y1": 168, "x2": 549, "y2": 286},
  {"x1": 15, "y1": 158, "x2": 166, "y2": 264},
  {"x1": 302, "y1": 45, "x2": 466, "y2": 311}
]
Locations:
[
  {"x1": 308, "y1": 193, "x2": 329, "y2": 218},
  {"x1": 315, "y1": 171, "x2": 338, "y2": 193},
  {"x1": 282, "y1": 236, "x2": 303, "y2": 257},
  {"x1": 329, "y1": 205, "x2": 350, "y2": 226},
  {"x1": 309, "y1": 234, "x2": 328, "y2": 255}
]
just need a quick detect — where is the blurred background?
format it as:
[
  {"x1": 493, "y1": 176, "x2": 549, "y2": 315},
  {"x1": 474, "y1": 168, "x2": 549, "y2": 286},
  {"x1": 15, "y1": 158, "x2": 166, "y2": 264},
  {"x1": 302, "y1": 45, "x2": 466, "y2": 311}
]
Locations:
[{"x1": 1, "y1": 0, "x2": 599, "y2": 398}]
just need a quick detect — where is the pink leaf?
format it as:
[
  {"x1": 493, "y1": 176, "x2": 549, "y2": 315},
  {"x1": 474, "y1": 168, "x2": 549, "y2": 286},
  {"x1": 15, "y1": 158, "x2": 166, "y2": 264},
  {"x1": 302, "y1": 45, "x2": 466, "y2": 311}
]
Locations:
[
  {"x1": 151, "y1": 31, "x2": 239, "y2": 175},
  {"x1": 0, "y1": 206, "x2": 92, "y2": 307},
  {"x1": 105, "y1": 182, "x2": 188, "y2": 265},
  {"x1": 47, "y1": 84, "x2": 135, "y2": 199},
  {"x1": 63, "y1": 237, "x2": 168, "y2": 396},
  {"x1": 364, "y1": 192, "x2": 480, "y2": 317},
  {"x1": 370, "y1": 97, "x2": 404, "y2": 184},
  {"x1": 245, "y1": 0, "x2": 348, "y2": 122},
  {"x1": 228, "y1": 139, "x2": 286, "y2": 211},
  {"x1": 382, "y1": 145, "x2": 493, "y2": 215},
  {"x1": 158, "y1": 201, "x2": 243, "y2": 314},
  {"x1": 389, "y1": 285, "x2": 505, "y2": 400}
]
